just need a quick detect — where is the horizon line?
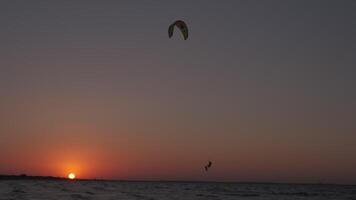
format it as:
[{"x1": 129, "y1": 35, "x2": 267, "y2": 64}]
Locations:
[{"x1": 0, "y1": 174, "x2": 354, "y2": 186}]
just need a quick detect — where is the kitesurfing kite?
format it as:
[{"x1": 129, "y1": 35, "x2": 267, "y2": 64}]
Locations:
[
  {"x1": 204, "y1": 161, "x2": 212, "y2": 171},
  {"x1": 168, "y1": 20, "x2": 188, "y2": 40}
]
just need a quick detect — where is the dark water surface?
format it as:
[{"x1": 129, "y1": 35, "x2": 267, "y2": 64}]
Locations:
[{"x1": 1, "y1": 180, "x2": 355, "y2": 199}]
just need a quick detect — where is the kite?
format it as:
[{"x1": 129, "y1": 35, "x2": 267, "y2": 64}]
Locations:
[{"x1": 168, "y1": 20, "x2": 189, "y2": 40}]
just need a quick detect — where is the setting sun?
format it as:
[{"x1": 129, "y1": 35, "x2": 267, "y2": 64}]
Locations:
[{"x1": 68, "y1": 173, "x2": 76, "y2": 180}]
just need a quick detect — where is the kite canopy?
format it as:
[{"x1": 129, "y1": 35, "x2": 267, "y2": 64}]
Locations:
[{"x1": 168, "y1": 20, "x2": 188, "y2": 40}]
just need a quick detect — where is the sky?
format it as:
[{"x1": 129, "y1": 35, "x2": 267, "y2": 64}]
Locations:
[{"x1": 0, "y1": 0, "x2": 356, "y2": 184}]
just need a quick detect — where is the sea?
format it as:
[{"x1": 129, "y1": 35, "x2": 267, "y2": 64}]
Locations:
[{"x1": 0, "y1": 180, "x2": 355, "y2": 200}]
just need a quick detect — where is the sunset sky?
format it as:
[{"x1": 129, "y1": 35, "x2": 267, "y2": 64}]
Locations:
[{"x1": 0, "y1": 1, "x2": 355, "y2": 184}]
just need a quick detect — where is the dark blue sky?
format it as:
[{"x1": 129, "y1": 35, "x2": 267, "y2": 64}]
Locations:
[{"x1": 0, "y1": 1, "x2": 355, "y2": 183}]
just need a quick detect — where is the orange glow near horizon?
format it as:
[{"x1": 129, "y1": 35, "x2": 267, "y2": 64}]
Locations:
[{"x1": 68, "y1": 173, "x2": 76, "y2": 179}]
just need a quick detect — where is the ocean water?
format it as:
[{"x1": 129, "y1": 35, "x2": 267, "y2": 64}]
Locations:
[{"x1": 0, "y1": 180, "x2": 355, "y2": 200}]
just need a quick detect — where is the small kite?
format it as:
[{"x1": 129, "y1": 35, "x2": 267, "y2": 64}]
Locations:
[
  {"x1": 204, "y1": 161, "x2": 212, "y2": 171},
  {"x1": 168, "y1": 20, "x2": 189, "y2": 40}
]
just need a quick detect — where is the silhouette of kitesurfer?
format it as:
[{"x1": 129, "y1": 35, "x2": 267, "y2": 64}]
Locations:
[{"x1": 204, "y1": 161, "x2": 212, "y2": 171}]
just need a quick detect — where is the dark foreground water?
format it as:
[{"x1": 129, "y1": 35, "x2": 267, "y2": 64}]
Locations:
[{"x1": 0, "y1": 180, "x2": 355, "y2": 200}]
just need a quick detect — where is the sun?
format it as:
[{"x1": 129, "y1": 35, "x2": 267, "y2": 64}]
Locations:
[{"x1": 68, "y1": 173, "x2": 76, "y2": 180}]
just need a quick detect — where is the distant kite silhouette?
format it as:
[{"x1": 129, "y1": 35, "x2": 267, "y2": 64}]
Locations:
[
  {"x1": 168, "y1": 20, "x2": 188, "y2": 40},
  {"x1": 204, "y1": 161, "x2": 212, "y2": 171}
]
